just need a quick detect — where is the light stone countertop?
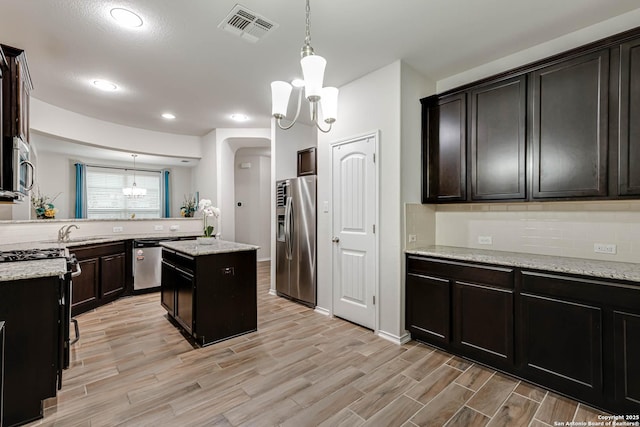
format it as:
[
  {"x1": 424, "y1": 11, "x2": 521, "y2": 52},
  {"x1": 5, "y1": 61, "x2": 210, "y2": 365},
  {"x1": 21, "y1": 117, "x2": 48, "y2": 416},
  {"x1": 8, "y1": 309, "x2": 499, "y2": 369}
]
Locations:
[
  {"x1": 160, "y1": 239, "x2": 259, "y2": 257},
  {"x1": 0, "y1": 232, "x2": 201, "y2": 282},
  {"x1": 0, "y1": 258, "x2": 67, "y2": 282},
  {"x1": 406, "y1": 245, "x2": 640, "y2": 283}
]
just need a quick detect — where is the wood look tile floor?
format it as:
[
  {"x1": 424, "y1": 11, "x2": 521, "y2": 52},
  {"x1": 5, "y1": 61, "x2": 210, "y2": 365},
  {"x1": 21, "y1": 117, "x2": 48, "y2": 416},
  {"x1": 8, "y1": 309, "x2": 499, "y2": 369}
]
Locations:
[{"x1": 28, "y1": 262, "x2": 608, "y2": 427}]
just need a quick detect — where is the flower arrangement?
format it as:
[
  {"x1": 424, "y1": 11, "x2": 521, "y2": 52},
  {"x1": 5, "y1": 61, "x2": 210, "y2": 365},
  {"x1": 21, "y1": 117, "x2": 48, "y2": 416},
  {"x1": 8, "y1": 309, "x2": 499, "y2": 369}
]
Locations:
[
  {"x1": 180, "y1": 194, "x2": 197, "y2": 218},
  {"x1": 198, "y1": 199, "x2": 220, "y2": 237},
  {"x1": 31, "y1": 188, "x2": 61, "y2": 219}
]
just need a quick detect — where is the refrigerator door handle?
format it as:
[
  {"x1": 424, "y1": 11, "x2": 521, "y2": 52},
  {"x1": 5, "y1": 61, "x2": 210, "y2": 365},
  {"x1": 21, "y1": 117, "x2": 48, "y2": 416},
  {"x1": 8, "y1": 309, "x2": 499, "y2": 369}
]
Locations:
[{"x1": 284, "y1": 196, "x2": 293, "y2": 260}]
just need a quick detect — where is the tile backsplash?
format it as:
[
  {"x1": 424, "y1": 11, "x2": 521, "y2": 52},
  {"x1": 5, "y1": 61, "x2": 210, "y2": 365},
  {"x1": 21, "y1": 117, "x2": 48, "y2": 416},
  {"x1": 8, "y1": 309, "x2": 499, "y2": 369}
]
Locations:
[{"x1": 407, "y1": 201, "x2": 640, "y2": 263}]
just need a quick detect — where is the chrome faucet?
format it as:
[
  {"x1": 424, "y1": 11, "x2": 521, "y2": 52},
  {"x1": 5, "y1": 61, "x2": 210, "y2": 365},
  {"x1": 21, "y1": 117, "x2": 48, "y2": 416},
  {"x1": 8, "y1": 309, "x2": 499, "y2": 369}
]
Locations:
[{"x1": 58, "y1": 224, "x2": 80, "y2": 242}]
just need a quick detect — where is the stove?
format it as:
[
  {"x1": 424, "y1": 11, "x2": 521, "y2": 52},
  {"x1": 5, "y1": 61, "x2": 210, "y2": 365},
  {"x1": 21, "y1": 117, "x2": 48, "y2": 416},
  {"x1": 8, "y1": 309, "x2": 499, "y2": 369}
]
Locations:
[
  {"x1": 0, "y1": 247, "x2": 67, "y2": 263},
  {"x1": 0, "y1": 246, "x2": 79, "y2": 376}
]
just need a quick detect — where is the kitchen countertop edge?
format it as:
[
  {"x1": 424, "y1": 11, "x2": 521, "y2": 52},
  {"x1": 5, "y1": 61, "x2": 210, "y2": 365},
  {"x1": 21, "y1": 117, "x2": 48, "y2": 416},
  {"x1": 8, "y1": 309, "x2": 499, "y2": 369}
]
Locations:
[
  {"x1": 406, "y1": 245, "x2": 640, "y2": 283},
  {"x1": 0, "y1": 258, "x2": 67, "y2": 282},
  {"x1": 160, "y1": 239, "x2": 259, "y2": 256}
]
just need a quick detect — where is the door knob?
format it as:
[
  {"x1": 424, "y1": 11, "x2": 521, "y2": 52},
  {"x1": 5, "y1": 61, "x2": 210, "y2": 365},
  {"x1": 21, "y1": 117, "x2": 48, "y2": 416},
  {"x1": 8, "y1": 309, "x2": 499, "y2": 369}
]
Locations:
[{"x1": 332, "y1": 237, "x2": 340, "y2": 243}]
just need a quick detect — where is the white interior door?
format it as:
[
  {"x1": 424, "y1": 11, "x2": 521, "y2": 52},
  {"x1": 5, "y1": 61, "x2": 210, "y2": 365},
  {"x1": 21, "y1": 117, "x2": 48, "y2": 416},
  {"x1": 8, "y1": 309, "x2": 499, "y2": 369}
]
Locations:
[{"x1": 332, "y1": 133, "x2": 377, "y2": 329}]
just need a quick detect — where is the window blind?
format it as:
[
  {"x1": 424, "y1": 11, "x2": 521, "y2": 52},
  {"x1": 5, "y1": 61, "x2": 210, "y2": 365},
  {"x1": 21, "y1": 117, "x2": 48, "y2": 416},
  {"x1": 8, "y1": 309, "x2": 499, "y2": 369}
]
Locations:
[{"x1": 86, "y1": 166, "x2": 161, "y2": 219}]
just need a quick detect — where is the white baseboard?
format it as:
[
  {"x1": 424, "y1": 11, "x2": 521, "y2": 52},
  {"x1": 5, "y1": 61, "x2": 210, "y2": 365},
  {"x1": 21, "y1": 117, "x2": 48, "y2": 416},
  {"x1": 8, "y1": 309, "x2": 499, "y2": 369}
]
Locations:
[
  {"x1": 268, "y1": 288, "x2": 277, "y2": 296},
  {"x1": 314, "y1": 306, "x2": 331, "y2": 316},
  {"x1": 376, "y1": 329, "x2": 412, "y2": 345},
  {"x1": 257, "y1": 257, "x2": 270, "y2": 262}
]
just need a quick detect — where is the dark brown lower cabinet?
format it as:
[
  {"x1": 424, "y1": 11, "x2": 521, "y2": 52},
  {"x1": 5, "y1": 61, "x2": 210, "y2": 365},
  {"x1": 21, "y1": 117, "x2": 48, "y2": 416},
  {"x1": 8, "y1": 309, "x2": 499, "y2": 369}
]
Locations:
[
  {"x1": 0, "y1": 276, "x2": 61, "y2": 427},
  {"x1": 406, "y1": 272, "x2": 450, "y2": 346},
  {"x1": 406, "y1": 254, "x2": 640, "y2": 414},
  {"x1": 520, "y1": 292, "x2": 603, "y2": 402},
  {"x1": 613, "y1": 311, "x2": 640, "y2": 411},
  {"x1": 70, "y1": 242, "x2": 127, "y2": 316},
  {"x1": 453, "y1": 281, "x2": 514, "y2": 369},
  {"x1": 161, "y1": 248, "x2": 257, "y2": 346},
  {"x1": 0, "y1": 320, "x2": 4, "y2": 426}
]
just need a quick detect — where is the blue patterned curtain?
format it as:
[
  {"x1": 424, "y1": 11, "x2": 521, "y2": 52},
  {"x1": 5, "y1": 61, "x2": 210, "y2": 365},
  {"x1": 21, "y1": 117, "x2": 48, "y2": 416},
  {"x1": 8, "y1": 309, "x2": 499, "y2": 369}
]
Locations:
[
  {"x1": 162, "y1": 169, "x2": 170, "y2": 217},
  {"x1": 74, "y1": 163, "x2": 87, "y2": 218}
]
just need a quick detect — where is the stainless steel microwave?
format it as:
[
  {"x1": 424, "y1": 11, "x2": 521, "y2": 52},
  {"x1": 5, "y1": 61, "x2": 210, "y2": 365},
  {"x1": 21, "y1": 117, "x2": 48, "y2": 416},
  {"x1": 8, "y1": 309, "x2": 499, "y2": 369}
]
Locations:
[{"x1": 0, "y1": 137, "x2": 34, "y2": 201}]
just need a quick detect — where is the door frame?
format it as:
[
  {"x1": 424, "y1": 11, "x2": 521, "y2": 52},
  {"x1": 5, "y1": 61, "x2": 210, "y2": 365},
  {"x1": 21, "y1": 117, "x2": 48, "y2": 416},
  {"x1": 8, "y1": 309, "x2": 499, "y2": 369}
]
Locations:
[{"x1": 329, "y1": 130, "x2": 380, "y2": 332}]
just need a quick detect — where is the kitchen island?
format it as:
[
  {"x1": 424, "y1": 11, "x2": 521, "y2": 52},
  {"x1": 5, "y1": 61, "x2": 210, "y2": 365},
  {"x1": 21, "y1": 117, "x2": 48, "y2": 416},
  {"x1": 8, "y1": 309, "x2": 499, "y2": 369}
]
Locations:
[{"x1": 159, "y1": 239, "x2": 258, "y2": 346}]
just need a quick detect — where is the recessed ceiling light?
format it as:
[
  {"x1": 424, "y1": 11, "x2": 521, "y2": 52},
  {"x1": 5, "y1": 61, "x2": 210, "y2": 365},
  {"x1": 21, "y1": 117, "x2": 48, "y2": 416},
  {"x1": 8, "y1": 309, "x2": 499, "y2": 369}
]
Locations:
[
  {"x1": 110, "y1": 8, "x2": 143, "y2": 28},
  {"x1": 291, "y1": 79, "x2": 305, "y2": 88},
  {"x1": 230, "y1": 113, "x2": 249, "y2": 122},
  {"x1": 162, "y1": 113, "x2": 176, "y2": 120},
  {"x1": 92, "y1": 79, "x2": 118, "y2": 91}
]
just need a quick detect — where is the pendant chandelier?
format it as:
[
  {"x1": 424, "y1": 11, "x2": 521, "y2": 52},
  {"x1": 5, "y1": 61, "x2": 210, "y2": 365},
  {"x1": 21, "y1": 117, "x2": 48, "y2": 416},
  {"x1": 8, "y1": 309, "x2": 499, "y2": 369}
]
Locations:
[
  {"x1": 122, "y1": 154, "x2": 146, "y2": 198},
  {"x1": 270, "y1": 0, "x2": 338, "y2": 133}
]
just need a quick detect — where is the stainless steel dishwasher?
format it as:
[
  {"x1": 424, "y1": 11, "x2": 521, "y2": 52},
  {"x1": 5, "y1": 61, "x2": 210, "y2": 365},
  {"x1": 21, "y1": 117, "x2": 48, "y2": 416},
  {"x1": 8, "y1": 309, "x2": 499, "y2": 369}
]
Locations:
[{"x1": 133, "y1": 239, "x2": 163, "y2": 291}]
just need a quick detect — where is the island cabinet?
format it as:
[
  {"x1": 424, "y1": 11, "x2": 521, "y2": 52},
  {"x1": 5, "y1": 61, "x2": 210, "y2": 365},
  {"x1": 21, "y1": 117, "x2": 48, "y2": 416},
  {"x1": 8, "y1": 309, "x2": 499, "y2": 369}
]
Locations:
[
  {"x1": 161, "y1": 241, "x2": 258, "y2": 347},
  {"x1": 406, "y1": 252, "x2": 640, "y2": 414},
  {"x1": 406, "y1": 256, "x2": 515, "y2": 370},
  {"x1": 69, "y1": 242, "x2": 127, "y2": 316}
]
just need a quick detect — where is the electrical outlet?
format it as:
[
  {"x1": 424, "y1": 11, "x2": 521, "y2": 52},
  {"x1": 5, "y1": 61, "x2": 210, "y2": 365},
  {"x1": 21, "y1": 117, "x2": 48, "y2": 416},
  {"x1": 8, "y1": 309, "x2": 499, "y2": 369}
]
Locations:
[
  {"x1": 154, "y1": 225, "x2": 164, "y2": 231},
  {"x1": 594, "y1": 243, "x2": 616, "y2": 254},
  {"x1": 478, "y1": 236, "x2": 493, "y2": 245},
  {"x1": 170, "y1": 225, "x2": 179, "y2": 231},
  {"x1": 408, "y1": 234, "x2": 417, "y2": 243},
  {"x1": 113, "y1": 226, "x2": 123, "y2": 233}
]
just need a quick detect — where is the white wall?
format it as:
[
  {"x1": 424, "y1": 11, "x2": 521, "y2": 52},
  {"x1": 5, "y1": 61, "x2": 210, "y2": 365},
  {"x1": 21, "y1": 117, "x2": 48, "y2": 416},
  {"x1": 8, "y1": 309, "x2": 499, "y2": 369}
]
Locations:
[
  {"x1": 317, "y1": 61, "x2": 405, "y2": 341},
  {"x1": 30, "y1": 99, "x2": 201, "y2": 159},
  {"x1": 213, "y1": 129, "x2": 271, "y2": 241},
  {"x1": 30, "y1": 148, "x2": 193, "y2": 219},
  {"x1": 274, "y1": 124, "x2": 316, "y2": 181},
  {"x1": 0, "y1": 218, "x2": 202, "y2": 246},
  {"x1": 438, "y1": 8, "x2": 640, "y2": 93},
  {"x1": 235, "y1": 148, "x2": 271, "y2": 261},
  {"x1": 407, "y1": 10, "x2": 640, "y2": 265},
  {"x1": 192, "y1": 129, "x2": 218, "y2": 210}
]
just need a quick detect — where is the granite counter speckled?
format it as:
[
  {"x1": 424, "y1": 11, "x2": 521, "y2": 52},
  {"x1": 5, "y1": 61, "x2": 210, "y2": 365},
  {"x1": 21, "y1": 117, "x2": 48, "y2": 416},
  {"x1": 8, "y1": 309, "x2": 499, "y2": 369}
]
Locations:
[
  {"x1": 0, "y1": 258, "x2": 67, "y2": 282},
  {"x1": 160, "y1": 239, "x2": 259, "y2": 256},
  {"x1": 406, "y1": 246, "x2": 640, "y2": 283}
]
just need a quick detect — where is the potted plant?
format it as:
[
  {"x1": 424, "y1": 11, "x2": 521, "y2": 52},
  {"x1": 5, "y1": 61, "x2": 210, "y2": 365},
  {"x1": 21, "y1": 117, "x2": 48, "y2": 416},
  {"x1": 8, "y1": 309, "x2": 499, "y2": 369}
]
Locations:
[
  {"x1": 196, "y1": 199, "x2": 220, "y2": 244},
  {"x1": 31, "y1": 188, "x2": 61, "y2": 219},
  {"x1": 180, "y1": 194, "x2": 197, "y2": 217}
]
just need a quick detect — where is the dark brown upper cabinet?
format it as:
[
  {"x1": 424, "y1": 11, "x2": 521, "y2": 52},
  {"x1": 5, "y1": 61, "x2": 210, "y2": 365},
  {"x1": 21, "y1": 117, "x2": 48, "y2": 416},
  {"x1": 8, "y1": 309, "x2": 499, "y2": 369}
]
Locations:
[
  {"x1": 1, "y1": 44, "x2": 32, "y2": 143},
  {"x1": 470, "y1": 76, "x2": 527, "y2": 200},
  {"x1": 618, "y1": 38, "x2": 640, "y2": 196},
  {"x1": 530, "y1": 49, "x2": 609, "y2": 199},
  {"x1": 422, "y1": 93, "x2": 466, "y2": 202}
]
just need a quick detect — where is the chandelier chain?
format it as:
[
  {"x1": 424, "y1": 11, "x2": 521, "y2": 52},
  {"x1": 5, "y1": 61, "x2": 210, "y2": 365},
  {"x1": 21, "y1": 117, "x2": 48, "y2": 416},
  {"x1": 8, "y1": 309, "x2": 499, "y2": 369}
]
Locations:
[{"x1": 304, "y1": 0, "x2": 311, "y2": 47}]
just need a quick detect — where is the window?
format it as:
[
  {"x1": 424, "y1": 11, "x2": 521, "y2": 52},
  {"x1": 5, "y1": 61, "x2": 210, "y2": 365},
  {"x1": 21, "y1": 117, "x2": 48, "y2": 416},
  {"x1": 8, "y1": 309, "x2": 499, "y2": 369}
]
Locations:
[{"x1": 86, "y1": 165, "x2": 162, "y2": 219}]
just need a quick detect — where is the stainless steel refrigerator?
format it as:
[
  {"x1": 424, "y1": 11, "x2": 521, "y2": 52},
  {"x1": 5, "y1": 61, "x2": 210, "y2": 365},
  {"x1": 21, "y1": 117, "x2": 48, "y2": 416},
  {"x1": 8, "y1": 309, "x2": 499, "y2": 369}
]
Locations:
[{"x1": 276, "y1": 176, "x2": 316, "y2": 307}]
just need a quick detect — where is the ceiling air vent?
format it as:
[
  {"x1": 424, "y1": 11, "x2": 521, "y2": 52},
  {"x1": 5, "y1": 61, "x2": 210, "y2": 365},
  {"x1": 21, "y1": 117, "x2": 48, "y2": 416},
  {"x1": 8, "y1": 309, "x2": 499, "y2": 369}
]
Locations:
[{"x1": 219, "y1": 4, "x2": 278, "y2": 43}]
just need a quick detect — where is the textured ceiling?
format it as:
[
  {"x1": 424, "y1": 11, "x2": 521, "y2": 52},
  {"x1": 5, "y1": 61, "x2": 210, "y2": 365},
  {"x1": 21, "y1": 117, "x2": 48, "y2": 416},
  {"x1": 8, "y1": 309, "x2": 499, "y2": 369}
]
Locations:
[{"x1": 1, "y1": 0, "x2": 639, "y2": 136}]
